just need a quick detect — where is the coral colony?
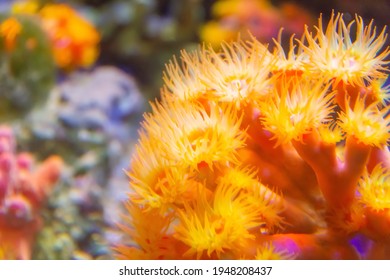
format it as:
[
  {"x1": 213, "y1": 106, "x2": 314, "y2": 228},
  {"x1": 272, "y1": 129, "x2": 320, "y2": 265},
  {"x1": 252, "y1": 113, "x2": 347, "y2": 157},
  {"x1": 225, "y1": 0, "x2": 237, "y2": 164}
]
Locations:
[
  {"x1": 0, "y1": 126, "x2": 62, "y2": 259},
  {"x1": 116, "y1": 13, "x2": 390, "y2": 260}
]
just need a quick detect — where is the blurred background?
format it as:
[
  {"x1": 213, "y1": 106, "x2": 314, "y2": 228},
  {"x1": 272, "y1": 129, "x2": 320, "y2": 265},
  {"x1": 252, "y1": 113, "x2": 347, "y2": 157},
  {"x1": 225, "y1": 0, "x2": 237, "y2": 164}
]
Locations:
[{"x1": 0, "y1": 0, "x2": 388, "y2": 260}]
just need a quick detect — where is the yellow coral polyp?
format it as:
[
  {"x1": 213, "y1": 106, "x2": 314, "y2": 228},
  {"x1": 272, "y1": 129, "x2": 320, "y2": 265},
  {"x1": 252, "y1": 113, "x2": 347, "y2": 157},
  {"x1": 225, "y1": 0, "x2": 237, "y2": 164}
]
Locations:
[
  {"x1": 260, "y1": 78, "x2": 334, "y2": 145},
  {"x1": 359, "y1": 165, "x2": 390, "y2": 211},
  {"x1": 317, "y1": 123, "x2": 345, "y2": 144},
  {"x1": 116, "y1": 203, "x2": 179, "y2": 260},
  {"x1": 175, "y1": 184, "x2": 263, "y2": 259},
  {"x1": 217, "y1": 166, "x2": 259, "y2": 189},
  {"x1": 143, "y1": 101, "x2": 246, "y2": 169},
  {"x1": 339, "y1": 98, "x2": 390, "y2": 147},
  {"x1": 213, "y1": 181, "x2": 266, "y2": 231},
  {"x1": 303, "y1": 13, "x2": 390, "y2": 86},
  {"x1": 199, "y1": 39, "x2": 272, "y2": 105},
  {"x1": 255, "y1": 242, "x2": 296, "y2": 260},
  {"x1": 272, "y1": 33, "x2": 309, "y2": 74},
  {"x1": 163, "y1": 38, "x2": 272, "y2": 106},
  {"x1": 127, "y1": 136, "x2": 193, "y2": 211},
  {"x1": 366, "y1": 78, "x2": 390, "y2": 105},
  {"x1": 175, "y1": 208, "x2": 233, "y2": 259},
  {"x1": 218, "y1": 167, "x2": 284, "y2": 231},
  {"x1": 162, "y1": 51, "x2": 208, "y2": 102}
]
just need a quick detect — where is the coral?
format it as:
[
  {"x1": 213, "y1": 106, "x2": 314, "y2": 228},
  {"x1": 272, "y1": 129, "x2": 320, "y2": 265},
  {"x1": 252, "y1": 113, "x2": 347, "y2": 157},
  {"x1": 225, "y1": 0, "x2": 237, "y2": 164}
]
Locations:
[
  {"x1": 200, "y1": 0, "x2": 314, "y2": 49},
  {"x1": 0, "y1": 126, "x2": 63, "y2": 259},
  {"x1": 117, "y1": 12, "x2": 390, "y2": 260}
]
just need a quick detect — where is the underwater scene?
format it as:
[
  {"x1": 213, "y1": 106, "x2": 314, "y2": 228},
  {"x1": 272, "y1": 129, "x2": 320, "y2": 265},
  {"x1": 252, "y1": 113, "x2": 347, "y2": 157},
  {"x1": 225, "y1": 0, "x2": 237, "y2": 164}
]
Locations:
[{"x1": 0, "y1": 0, "x2": 389, "y2": 260}]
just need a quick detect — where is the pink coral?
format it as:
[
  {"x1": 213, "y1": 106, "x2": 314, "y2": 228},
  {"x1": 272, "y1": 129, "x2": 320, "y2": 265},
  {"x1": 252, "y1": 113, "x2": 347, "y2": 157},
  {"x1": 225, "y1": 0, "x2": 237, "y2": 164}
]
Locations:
[{"x1": 0, "y1": 126, "x2": 63, "y2": 259}]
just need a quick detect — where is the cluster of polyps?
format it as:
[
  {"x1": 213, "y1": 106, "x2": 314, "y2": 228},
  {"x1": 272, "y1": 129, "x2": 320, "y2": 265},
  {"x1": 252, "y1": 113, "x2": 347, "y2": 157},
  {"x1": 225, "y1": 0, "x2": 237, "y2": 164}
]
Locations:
[{"x1": 116, "y1": 13, "x2": 390, "y2": 260}]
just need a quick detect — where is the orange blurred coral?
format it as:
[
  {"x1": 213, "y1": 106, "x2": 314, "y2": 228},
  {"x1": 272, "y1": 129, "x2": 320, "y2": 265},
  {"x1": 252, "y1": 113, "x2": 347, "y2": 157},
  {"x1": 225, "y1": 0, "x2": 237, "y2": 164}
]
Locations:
[
  {"x1": 39, "y1": 4, "x2": 100, "y2": 70},
  {"x1": 0, "y1": 17, "x2": 22, "y2": 52},
  {"x1": 12, "y1": 1, "x2": 100, "y2": 70}
]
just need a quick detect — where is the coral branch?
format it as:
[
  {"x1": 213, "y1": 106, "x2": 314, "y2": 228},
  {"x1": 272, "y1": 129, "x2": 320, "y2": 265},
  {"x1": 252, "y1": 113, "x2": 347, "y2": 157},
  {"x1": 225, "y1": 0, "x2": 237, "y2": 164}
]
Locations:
[{"x1": 294, "y1": 132, "x2": 370, "y2": 208}]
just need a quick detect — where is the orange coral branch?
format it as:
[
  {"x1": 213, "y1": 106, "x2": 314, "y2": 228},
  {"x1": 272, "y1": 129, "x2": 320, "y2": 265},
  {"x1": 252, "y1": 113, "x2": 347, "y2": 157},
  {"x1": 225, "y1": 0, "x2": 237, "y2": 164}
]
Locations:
[{"x1": 294, "y1": 132, "x2": 370, "y2": 209}]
